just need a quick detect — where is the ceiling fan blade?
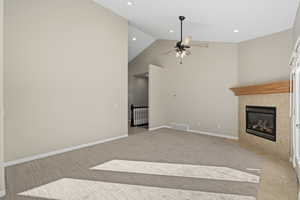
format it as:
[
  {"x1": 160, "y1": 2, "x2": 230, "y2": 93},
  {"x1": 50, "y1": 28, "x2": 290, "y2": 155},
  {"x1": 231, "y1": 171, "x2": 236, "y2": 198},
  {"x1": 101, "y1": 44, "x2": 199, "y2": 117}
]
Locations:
[
  {"x1": 162, "y1": 49, "x2": 175, "y2": 55},
  {"x1": 190, "y1": 42, "x2": 209, "y2": 48},
  {"x1": 183, "y1": 36, "x2": 192, "y2": 45},
  {"x1": 185, "y1": 50, "x2": 192, "y2": 56}
]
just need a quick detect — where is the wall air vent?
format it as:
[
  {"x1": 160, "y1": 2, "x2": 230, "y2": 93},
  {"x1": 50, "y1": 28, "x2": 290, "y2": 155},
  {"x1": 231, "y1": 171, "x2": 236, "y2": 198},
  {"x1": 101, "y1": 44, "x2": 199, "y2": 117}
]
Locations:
[{"x1": 170, "y1": 123, "x2": 189, "y2": 132}]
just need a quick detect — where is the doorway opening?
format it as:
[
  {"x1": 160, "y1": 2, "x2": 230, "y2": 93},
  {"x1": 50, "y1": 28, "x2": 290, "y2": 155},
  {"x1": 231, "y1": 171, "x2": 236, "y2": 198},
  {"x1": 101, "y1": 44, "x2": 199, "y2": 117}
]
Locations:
[{"x1": 128, "y1": 72, "x2": 149, "y2": 135}]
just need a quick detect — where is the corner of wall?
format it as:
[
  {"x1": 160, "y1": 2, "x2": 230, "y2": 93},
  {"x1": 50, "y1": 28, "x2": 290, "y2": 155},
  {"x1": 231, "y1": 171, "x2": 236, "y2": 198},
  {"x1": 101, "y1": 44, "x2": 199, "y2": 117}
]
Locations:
[
  {"x1": 293, "y1": 2, "x2": 300, "y2": 43},
  {"x1": 0, "y1": 0, "x2": 5, "y2": 194}
]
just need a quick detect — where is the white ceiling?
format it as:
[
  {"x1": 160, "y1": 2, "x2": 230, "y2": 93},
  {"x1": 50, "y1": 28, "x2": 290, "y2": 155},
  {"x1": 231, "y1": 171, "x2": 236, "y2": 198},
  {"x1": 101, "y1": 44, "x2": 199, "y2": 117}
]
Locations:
[
  {"x1": 94, "y1": 0, "x2": 299, "y2": 43},
  {"x1": 128, "y1": 25, "x2": 155, "y2": 62}
]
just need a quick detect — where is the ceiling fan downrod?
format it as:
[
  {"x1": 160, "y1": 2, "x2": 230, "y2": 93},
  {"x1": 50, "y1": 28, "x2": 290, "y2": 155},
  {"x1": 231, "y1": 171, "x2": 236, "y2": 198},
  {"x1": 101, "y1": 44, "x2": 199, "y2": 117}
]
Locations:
[{"x1": 179, "y1": 16, "x2": 185, "y2": 42}]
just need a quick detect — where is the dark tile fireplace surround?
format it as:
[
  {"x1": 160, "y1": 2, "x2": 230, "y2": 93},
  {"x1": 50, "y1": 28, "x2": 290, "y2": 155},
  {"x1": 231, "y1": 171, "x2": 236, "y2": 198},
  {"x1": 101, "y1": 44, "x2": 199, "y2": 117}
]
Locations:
[{"x1": 246, "y1": 106, "x2": 276, "y2": 142}]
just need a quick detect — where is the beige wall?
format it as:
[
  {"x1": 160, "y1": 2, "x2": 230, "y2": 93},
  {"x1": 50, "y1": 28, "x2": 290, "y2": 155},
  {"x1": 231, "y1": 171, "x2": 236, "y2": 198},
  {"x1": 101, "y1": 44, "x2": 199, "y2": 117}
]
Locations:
[
  {"x1": 149, "y1": 65, "x2": 167, "y2": 129},
  {"x1": 0, "y1": 0, "x2": 4, "y2": 194},
  {"x1": 4, "y1": 0, "x2": 128, "y2": 162},
  {"x1": 132, "y1": 40, "x2": 239, "y2": 137},
  {"x1": 129, "y1": 41, "x2": 160, "y2": 73},
  {"x1": 128, "y1": 77, "x2": 148, "y2": 106},
  {"x1": 128, "y1": 67, "x2": 148, "y2": 106},
  {"x1": 238, "y1": 30, "x2": 293, "y2": 86}
]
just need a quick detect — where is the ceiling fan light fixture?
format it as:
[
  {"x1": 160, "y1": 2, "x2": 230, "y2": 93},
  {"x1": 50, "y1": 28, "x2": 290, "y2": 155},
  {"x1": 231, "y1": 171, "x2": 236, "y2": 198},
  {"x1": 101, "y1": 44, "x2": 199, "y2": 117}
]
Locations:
[
  {"x1": 181, "y1": 51, "x2": 186, "y2": 58},
  {"x1": 162, "y1": 16, "x2": 200, "y2": 64},
  {"x1": 127, "y1": 1, "x2": 134, "y2": 6},
  {"x1": 183, "y1": 36, "x2": 192, "y2": 46}
]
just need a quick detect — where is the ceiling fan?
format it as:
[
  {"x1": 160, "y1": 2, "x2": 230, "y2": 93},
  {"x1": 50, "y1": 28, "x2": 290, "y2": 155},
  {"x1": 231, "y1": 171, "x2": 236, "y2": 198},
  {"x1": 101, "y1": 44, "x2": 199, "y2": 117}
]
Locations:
[{"x1": 164, "y1": 16, "x2": 208, "y2": 64}]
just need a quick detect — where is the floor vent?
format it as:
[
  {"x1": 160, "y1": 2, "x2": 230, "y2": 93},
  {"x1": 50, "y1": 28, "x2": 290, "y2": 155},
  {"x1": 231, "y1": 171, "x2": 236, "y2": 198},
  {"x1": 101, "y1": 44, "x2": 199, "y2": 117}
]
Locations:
[{"x1": 170, "y1": 123, "x2": 189, "y2": 131}]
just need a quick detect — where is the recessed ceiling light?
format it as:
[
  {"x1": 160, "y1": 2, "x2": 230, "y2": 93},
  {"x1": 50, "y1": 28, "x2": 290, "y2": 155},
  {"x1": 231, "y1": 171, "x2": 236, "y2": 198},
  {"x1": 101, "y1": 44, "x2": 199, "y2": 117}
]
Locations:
[
  {"x1": 127, "y1": 1, "x2": 134, "y2": 6},
  {"x1": 233, "y1": 29, "x2": 239, "y2": 33},
  {"x1": 169, "y1": 30, "x2": 174, "y2": 33},
  {"x1": 132, "y1": 37, "x2": 137, "y2": 41}
]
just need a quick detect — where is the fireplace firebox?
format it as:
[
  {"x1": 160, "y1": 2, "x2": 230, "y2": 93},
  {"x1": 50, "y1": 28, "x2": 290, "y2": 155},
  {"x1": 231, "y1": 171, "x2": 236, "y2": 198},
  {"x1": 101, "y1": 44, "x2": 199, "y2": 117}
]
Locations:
[{"x1": 246, "y1": 106, "x2": 276, "y2": 142}]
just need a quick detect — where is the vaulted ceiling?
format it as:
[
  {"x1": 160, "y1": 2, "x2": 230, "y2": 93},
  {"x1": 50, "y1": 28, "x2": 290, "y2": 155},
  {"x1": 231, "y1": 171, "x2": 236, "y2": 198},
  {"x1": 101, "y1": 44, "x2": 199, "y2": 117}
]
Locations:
[
  {"x1": 128, "y1": 25, "x2": 155, "y2": 62},
  {"x1": 93, "y1": 0, "x2": 300, "y2": 60}
]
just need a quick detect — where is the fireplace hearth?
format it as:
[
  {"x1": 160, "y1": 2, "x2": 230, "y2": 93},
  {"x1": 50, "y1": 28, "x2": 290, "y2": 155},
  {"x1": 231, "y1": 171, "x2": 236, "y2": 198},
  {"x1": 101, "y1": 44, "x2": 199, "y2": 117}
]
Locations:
[{"x1": 246, "y1": 106, "x2": 276, "y2": 142}]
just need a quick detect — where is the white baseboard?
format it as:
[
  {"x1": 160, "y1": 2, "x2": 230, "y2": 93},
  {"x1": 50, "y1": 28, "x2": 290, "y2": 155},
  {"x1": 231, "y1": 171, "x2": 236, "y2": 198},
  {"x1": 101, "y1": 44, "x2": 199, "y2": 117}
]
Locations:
[
  {"x1": 5, "y1": 134, "x2": 128, "y2": 167},
  {"x1": 149, "y1": 126, "x2": 171, "y2": 131},
  {"x1": 149, "y1": 125, "x2": 238, "y2": 140},
  {"x1": 189, "y1": 129, "x2": 239, "y2": 140},
  {"x1": 0, "y1": 190, "x2": 5, "y2": 198}
]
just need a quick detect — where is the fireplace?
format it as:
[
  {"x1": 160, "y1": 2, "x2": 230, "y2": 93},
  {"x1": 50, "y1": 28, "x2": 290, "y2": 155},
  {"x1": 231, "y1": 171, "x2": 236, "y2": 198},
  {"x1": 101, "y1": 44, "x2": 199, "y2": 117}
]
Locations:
[{"x1": 246, "y1": 106, "x2": 276, "y2": 142}]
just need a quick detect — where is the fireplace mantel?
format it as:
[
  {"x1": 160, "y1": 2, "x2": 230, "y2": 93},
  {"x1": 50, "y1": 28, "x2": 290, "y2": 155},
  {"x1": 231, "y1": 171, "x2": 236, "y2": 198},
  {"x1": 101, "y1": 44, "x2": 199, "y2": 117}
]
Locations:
[{"x1": 230, "y1": 80, "x2": 290, "y2": 96}]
